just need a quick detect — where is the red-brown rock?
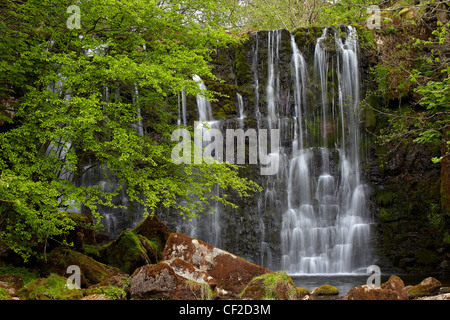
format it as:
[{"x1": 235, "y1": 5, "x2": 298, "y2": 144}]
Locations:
[
  {"x1": 129, "y1": 261, "x2": 214, "y2": 300},
  {"x1": 162, "y1": 233, "x2": 270, "y2": 296},
  {"x1": 344, "y1": 284, "x2": 403, "y2": 300},
  {"x1": 381, "y1": 275, "x2": 408, "y2": 300}
]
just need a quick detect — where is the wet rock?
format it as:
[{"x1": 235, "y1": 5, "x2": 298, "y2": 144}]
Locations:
[
  {"x1": 311, "y1": 284, "x2": 339, "y2": 296},
  {"x1": 407, "y1": 277, "x2": 442, "y2": 299},
  {"x1": 439, "y1": 286, "x2": 450, "y2": 294},
  {"x1": 418, "y1": 293, "x2": 450, "y2": 300},
  {"x1": 239, "y1": 271, "x2": 305, "y2": 300},
  {"x1": 129, "y1": 262, "x2": 214, "y2": 300},
  {"x1": 162, "y1": 233, "x2": 270, "y2": 296}
]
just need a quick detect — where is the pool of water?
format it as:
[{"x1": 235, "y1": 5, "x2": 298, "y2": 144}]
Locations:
[{"x1": 290, "y1": 273, "x2": 450, "y2": 299}]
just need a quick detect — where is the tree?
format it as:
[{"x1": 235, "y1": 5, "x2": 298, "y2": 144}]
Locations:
[
  {"x1": 222, "y1": 0, "x2": 373, "y2": 31},
  {"x1": 0, "y1": 0, "x2": 259, "y2": 261}
]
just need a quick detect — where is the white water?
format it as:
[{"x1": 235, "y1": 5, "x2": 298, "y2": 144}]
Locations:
[
  {"x1": 281, "y1": 27, "x2": 372, "y2": 274},
  {"x1": 176, "y1": 75, "x2": 222, "y2": 247}
]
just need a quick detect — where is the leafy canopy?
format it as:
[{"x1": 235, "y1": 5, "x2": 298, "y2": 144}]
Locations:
[{"x1": 0, "y1": 0, "x2": 259, "y2": 261}]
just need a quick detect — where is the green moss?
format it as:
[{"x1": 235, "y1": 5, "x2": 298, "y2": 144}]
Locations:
[
  {"x1": 19, "y1": 274, "x2": 83, "y2": 300},
  {"x1": 239, "y1": 271, "x2": 299, "y2": 300},
  {"x1": 101, "y1": 231, "x2": 151, "y2": 274},
  {"x1": 84, "y1": 244, "x2": 102, "y2": 260},
  {"x1": 84, "y1": 285, "x2": 126, "y2": 300},
  {"x1": 234, "y1": 43, "x2": 251, "y2": 85},
  {"x1": 376, "y1": 192, "x2": 397, "y2": 207},
  {"x1": 0, "y1": 287, "x2": 12, "y2": 300},
  {"x1": 0, "y1": 265, "x2": 37, "y2": 284},
  {"x1": 186, "y1": 280, "x2": 214, "y2": 300}
]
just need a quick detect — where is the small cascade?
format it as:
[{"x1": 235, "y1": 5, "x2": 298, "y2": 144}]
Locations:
[
  {"x1": 176, "y1": 75, "x2": 222, "y2": 248},
  {"x1": 132, "y1": 83, "x2": 144, "y2": 137},
  {"x1": 177, "y1": 90, "x2": 187, "y2": 126},
  {"x1": 236, "y1": 93, "x2": 245, "y2": 127},
  {"x1": 266, "y1": 30, "x2": 281, "y2": 130}
]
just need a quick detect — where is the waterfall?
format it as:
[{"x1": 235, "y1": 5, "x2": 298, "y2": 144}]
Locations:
[
  {"x1": 280, "y1": 26, "x2": 372, "y2": 274},
  {"x1": 175, "y1": 75, "x2": 222, "y2": 248}
]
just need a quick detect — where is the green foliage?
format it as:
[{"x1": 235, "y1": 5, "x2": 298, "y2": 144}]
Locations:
[
  {"x1": 0, "y1": 0, "x2": 259, "y2": 261},
  {"x1": 222, "y1": 0, "x2": 373, "y2": 31},
  {"x1": 84, "y1": 285, "x2": 126, "y2": 300},
  {"x1": 0, "y1": 265, "x2": 38, "y2": 284}
]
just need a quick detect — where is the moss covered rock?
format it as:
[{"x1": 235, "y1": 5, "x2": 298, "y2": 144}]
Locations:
[
  {"x1": 19, "y1": 274, "x2": 83, "y2": 300},
  {"x1": 132, "y1": 215, "x2": 171, "y2": 252},
  {"x1": 84, "y1": 285, "x2": 126, "y2": 300},
  {"x1": 312, "y1": 284, "x2": 339, "y2": 296},
  {"x1": 100, "y1": 230, "x2": 159, "y2": 274},
  {"x1": 44, "y1": 247, "x2": 121, "y2": 287},
  {"x1": 407, "y1": 277, "x2": 442, "y2": 299},
  {"x1": 239, "y1": 271, "x2": 303, "y2": 300}
]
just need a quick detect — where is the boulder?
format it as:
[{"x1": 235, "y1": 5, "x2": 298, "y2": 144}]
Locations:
[
  {"x1": 239, "y1": 271, "x2": 306, "y2": 300},
  {"x1": 44, "y1": 247, "x2": 122, "y2": 287},
  {"x1": 100, "y1": 230, "x2": 160, "y2": 274},
  {"x1": 0, "y1": 275, "x2": 24, "y2": 292},
  {"x1": 129, "y1": 261, "x2": 214, "y2": 300},
  {"x1": 381, "y1": 275, "x2": 408, "y2": 300},
  {"x1": 407, "y1": 277, "x2": 442, "y2": 299},
  {"x1": 344, "y1": 275, "x2": 409, "y2": 300},
  {"x1": 132, "y1": 215, "x2": 172, "y2": 250},
  {"x1": 162, "y1": 233, "x2": 270, "y2": 296},
  {"x1": 311, "y1": 284, "x2": 339, "y2": 296},
  {"x1": 344, "y1": 284, "x2": 402, "y2": 300},
  {"x1": 0, "y1": 281, "x2": 18, "y2": 298}
]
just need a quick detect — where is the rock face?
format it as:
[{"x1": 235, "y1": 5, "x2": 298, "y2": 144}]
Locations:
[
  {"x1": 407, "y1": 277, "x2": 442, "y2": 299},
  {"x1": 344, "y1": 275, "x2": 408, "y2": 300},
  {"x1": 162, "y1": 233, "x2": 270, "y2": 296},
  {"x1": 129, "y1": 261, "x2": 214, "y2": 300}
]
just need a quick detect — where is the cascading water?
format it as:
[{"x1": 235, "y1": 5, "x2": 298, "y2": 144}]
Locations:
[
  {"x1": 175, "y1": 75, "x2": 222, "y2": 248},
  {"x1": 280, "y1": 26, "x2": 372, "y2": 274}
]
